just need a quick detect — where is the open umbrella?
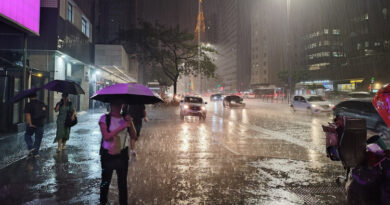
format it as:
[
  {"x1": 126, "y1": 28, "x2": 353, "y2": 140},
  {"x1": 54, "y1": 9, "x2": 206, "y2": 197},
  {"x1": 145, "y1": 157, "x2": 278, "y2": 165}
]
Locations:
[
  {"x1": 8, "y1": 87, "x2": 42, "y2": 103},
  {"x1": 91, "y1": 83, "x2": 163, "y2": 104},
  {"x1": 372, "y1": 83, "x2": 390, "y2": 127},
  {"x1": 43, "y1": 80, "x2": 85, "y2": 95}
]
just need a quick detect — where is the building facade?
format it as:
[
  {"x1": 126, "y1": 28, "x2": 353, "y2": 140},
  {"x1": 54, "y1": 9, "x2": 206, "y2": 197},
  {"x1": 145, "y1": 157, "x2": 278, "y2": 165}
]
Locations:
[
  {"x1": 290, "y1": 0, "x2": 390, "y2": 93},
  {"x1": 213, "y1": 0, "x2": 251, "y2": 92},
  {"x1": 250, "y1": 0, "x2": 287, "y2": 90},
  {"x1": 0, "y1": 0, "x2": 99, "y2": 133}
]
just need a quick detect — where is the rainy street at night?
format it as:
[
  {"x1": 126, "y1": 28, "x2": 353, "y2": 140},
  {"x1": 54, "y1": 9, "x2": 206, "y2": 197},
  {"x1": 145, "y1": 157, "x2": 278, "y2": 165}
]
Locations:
[
  {"x1": 2, "y1": 1, "x2": 390, "y2": 204},
  {"x1": 0, "y1": 100, "x2": 348, "y2": 204}
]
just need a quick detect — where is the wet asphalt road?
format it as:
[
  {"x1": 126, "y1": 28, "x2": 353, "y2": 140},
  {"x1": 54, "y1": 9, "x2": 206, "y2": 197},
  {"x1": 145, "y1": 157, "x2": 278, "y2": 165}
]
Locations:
[{"x1": 0, "y1": 100, "x2": 348, "y2": 204}]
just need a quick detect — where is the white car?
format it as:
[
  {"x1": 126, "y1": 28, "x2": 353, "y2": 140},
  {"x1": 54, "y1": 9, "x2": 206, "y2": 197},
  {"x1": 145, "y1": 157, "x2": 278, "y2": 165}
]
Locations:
[
  {"x1": 291, "y1": 95, "x2": 334, "y2": 114},
  {"x1": 180, "y1": 96, "x2": 207, "y2": 121}
]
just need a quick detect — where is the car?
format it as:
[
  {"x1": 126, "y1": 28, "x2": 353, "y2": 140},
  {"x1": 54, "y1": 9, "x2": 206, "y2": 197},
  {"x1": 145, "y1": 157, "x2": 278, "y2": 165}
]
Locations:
[
  {"x1": 180, "y1": 96, "x2": 207, "y2": 121},
  {"x1": 347, "y1": 92, "x2": 371, "y2": 99},
  {"x1": 333, "y1": 99, "x2": 390, "y2": 135},
  {"x1": 243, "y1": 92, "x2": 256, "y2": 99},
  {"x1": 223, "y1": 95, "x2": 245, "y2": 108},
  {"x1": 291, "y1": 95, "x2": 333, "y2": 114},
  {"x1": 210, "y1": 94, "x2": 223, "y2": 101}
]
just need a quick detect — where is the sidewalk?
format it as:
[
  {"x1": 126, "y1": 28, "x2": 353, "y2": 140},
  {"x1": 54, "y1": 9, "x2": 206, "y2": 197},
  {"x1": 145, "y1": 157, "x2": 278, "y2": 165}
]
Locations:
[{"x1": 0, "y1": 109, "x2": 99, "y2": 170}]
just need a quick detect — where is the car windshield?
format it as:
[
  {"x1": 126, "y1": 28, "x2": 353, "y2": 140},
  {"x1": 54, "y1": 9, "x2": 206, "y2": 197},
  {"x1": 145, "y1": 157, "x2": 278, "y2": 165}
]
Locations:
[
  {"x1": 307, "y1": 96, "x2": 324, "y2": 102},
  {"x1": 184, "y1": 97, "x2": 203, "y2": 103}
]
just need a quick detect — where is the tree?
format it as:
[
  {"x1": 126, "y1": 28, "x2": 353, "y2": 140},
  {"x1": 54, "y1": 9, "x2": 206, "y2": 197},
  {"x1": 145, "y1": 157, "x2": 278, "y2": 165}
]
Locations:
[{"x1": 133, "y1": 22, "x2": 217, "y2": 98}]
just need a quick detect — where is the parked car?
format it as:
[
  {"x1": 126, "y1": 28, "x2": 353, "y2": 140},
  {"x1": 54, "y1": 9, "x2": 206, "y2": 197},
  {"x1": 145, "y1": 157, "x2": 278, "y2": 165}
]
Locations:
[
  {"x1": 345, "y1": 92, "x2": 372, "y2": 100},
  {"x1": 180, "y1": 96, "x2": 207, "y2": 121},
  {"x1": 223, "y1": 95, "x2": 245, "y2": 108},
  {"x1": 291, "y1": 95, "x2": 333, "y2": 114},
  {"x1": 210, "y1": 94, "x2": 223, "y2": 101},
  {"x1": 333, "y1": 99, "x2": 390, "y2": 135}
]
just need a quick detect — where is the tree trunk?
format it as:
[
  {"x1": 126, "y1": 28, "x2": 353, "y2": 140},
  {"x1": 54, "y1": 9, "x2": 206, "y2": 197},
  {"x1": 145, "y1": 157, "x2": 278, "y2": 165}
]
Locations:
[{"x1": 173, "y1": 80, "x2": 177, "y2": 98}]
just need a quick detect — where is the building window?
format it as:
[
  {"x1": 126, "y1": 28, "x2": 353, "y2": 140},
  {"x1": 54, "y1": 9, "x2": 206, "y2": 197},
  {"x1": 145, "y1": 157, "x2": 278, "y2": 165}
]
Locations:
[
  {"x1": 324, "y1": 29, "x2": 329, "y2": 34},
  {"x1": 82, "y1": 17, "x2": 89, "y2": 37},
  {"x1": 332, "y1": 29, "x2": 340, "y2": 35},
  {"x1": 263, "y1": 61, "x2": 267, "y2": 66},
  {"x1": 324, "y1": 40, "x2": 330, "y2": 46},
  {"x1": 67, "y1": 2, "x2": 73, "y2": 23},
  {"x1": 357, "y1": 43, "x2": 361, "y2": 50},
  {"x1": 365, "y1": 41, "x2": 369, "y2": 48},
  {"x1": 374, "y1": 42, "x2": 381, "y2": 47},
  {"x1": 385, "y1": 40, "x2": 390, "y2": 48}
]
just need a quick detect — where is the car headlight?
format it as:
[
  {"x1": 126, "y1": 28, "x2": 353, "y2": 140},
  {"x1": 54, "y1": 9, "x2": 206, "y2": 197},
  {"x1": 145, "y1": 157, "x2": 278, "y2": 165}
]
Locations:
[
  {"x1": 184, "y1": 105, "x2": 189, "y2": 109},
  {"x1": 311, "y1": 104, "x2": 317, "y2": 108},
  {"x1": 201, "y1": 106, "x2": 206, "y2": 110}
]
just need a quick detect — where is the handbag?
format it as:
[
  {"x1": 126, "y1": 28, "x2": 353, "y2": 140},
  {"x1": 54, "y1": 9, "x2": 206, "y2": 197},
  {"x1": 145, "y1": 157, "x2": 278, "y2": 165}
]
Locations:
[{"x1": 65, "y1": 110, "x2": 77, "y2": 127}]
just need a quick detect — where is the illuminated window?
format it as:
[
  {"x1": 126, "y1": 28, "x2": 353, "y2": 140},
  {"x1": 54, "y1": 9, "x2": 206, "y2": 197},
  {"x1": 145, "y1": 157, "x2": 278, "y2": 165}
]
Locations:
[
  {"x1": 67, "y1": 2, "x2": 73, "y2": 23},
  {"x1": 332, "y1": 29, "x2": 340, "y2": 35},
  {"x1": 324, "y1": 29, "x2": 329, "y2": 34},
  {"x1": 81, "y1": 17, "x2": 90, "y2": 37},
  {"x1": 374, "y1": 42, "x2": 381, "y2": 47},
  {"x1": 357, "y1": 43, "x2": 361, "y2": 50},
  {"x1": 365, "y1": 41, "x2": 369, "y2": 47}
]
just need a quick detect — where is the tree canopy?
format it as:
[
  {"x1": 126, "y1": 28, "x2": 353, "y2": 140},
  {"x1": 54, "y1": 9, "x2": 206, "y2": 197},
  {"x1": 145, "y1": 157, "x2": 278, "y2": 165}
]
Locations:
[{"x1": 129, "y1": 22, "x2": 217, "y2": 96}]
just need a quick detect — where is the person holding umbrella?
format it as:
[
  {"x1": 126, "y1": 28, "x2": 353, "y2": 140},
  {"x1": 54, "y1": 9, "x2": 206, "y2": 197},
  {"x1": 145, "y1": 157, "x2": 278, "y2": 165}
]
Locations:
[
  {"x1": 91, "y1": 83, "x2": 163, "y2": 204},
  {"x1": 54, "y1": 93, "x2": 76, "y2": 151},
  {"x1": 99, "y1": 99, "x2": 136, "y2": 205},
  {"x1": 24, "y1": 92, "x2": 47, "y2": 158}
]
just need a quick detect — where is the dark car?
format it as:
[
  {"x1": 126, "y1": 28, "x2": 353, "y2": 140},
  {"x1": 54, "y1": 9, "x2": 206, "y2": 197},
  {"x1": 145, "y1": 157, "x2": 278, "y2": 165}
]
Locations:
[
  {"x1": 210, "y1": 94, "x2": 223, "y2": 101},
  {"x1": 333, "y1": 99, "x2": 390, "y2": 135},
  {"x1": 223, "y1": 95, "x2": 245, "y2": 108}
]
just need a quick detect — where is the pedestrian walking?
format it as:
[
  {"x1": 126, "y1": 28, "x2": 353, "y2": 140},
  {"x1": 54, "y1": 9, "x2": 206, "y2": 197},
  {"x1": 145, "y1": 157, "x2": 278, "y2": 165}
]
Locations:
[
  {"x1": 24, "y1": 92, "x2": 47, "y2": 158},
  {"x1": 99, "y1": 100, "x2": 136, "y2": 205},
  {"x1": 53, "y1": 93, "x2": 76, "y2": 152},
  {"x1": 123, "y1": 104, "x2": 147, "y2": 156}
]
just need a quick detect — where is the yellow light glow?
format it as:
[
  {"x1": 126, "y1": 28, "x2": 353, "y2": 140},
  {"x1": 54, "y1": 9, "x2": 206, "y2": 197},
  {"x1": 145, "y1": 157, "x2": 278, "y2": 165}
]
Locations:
[{"x1": 374, "y1": 83, "x2": 382, "y2": 90}]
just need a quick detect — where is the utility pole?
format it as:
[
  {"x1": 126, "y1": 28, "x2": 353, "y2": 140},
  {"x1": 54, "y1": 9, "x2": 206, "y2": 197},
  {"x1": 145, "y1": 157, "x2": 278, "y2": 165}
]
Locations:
[{"x1": 286, "y1": 0, "x2": 292, "y2": 103}]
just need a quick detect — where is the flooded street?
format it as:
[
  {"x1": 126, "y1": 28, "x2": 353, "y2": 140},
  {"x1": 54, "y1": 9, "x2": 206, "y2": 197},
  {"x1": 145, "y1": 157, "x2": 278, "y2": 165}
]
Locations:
[{"x1": 0, "y1": 100, "x2": 346, "y2": 204}]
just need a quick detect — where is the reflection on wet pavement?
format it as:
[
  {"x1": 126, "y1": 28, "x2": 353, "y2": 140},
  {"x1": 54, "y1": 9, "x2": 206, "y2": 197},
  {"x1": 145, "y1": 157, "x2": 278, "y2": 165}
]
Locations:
[{"x1": 0, "y1": 102, "x2": 346, "y2": 204}]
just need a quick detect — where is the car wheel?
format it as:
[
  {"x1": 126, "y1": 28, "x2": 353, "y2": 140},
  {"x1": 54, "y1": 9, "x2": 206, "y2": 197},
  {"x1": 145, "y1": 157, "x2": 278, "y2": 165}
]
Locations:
[{"x1": 290, "y1": 105, "x2": 296, "y2": 112}]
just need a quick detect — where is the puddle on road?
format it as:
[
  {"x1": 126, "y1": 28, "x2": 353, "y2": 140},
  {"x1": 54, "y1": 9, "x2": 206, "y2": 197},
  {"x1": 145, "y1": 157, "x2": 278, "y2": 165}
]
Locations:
[{"x1": 246, "y1": 158, "x2": 345, "y2": 204}]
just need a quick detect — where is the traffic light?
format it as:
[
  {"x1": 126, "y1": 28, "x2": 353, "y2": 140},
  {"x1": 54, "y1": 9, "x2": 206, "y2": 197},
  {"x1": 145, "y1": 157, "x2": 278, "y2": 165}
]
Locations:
[{"x1": 371, "y1": 77, "x2": 375, "y2": 84}]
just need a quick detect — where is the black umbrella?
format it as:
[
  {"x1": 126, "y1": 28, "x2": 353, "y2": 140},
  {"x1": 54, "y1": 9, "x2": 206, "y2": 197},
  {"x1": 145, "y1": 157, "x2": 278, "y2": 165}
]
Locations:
[
  {"x1": 43, "y1": 80, "x2": 85, "y2": 95},
  {"x1": 8, "y1": 87, "x2": 42, "y2": 103}
]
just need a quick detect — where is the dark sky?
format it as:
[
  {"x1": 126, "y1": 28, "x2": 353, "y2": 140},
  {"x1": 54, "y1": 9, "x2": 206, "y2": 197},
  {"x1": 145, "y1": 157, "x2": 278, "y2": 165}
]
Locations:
[{"x1": 140, "y1": 0, "x2": 198, "y2": 32}]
